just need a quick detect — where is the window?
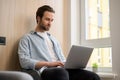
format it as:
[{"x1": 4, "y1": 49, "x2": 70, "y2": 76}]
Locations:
[{"x1": 81, "y1": 0, "x2": 112, "y2": 71}]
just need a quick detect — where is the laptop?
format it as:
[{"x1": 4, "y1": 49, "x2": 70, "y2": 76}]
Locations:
[{"x1": 64, "y1": 45, "x2": 93, "y2": 69}]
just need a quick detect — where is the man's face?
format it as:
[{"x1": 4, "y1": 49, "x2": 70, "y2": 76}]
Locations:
[{"x1": 38, "y1": 11, "x2": 54, "y2": 31}]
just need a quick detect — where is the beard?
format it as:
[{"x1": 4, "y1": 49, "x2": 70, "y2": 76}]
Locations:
[{"x1": 40, "y1": 25, "x2": 50, "y2": 31}]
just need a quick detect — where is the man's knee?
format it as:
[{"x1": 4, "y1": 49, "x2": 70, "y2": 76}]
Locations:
[
  {"x1": 92, "y1": 72, "x2": 101, "y2": 80},
  {"x1": 67, "y1": 69, "x2": 100, "y2": 80},
  {"x1": 82, "y1": 70, "x2": 101, "y2": 80},
  {"x1": 41, "y1": 67, "x2": 69, "y2": 80}
]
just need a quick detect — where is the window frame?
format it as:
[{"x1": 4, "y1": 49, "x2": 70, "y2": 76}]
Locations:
[
  {"x1": 69, "y1": 0, "x2": 112, "y2": 72},
  {"x1": 80, "y1": 0, "x2": 111, "y2": 48},
  {"x1": 80, "y1": 0, "x2": 112, "y2": 72}
]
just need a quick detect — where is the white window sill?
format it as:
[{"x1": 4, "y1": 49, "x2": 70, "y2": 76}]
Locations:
[
  {"x1": 96, "y1": 72, "x2": 117, "y2": 79},
  {"x1": 85, "y1": 67, "x2": 117, "y2": 79}
]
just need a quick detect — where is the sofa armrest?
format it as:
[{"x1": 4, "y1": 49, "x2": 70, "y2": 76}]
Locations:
[{"x1": 0, "y1": 71, "x2": 33, "y2": 80}]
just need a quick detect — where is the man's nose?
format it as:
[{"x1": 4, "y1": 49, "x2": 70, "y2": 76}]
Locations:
[{"x1": 48, "y1": 21, "x2": 52, "y2": 25}]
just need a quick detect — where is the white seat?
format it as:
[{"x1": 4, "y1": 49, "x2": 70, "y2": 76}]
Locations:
[{"x1": 0, "y1": 71, "x2": 33, "y2": 80}]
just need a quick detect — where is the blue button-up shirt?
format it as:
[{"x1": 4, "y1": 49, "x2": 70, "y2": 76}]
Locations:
[{"x1": 18, "y1": 31, "x2": 65, "y2": 70}]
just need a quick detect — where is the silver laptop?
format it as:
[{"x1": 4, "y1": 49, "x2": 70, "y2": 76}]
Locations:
[{"x1": 64, "y1": 45, "x2": 93, "y2": 69}]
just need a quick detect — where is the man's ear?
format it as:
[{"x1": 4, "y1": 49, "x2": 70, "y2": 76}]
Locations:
[{"x1": 37, "y1": 16, "x2": 41, "y2": 23}]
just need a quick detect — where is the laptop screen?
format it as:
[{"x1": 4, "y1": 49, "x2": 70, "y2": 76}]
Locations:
[{"x1": 64, "y1": 45, "x2": 93, "y2": 69}]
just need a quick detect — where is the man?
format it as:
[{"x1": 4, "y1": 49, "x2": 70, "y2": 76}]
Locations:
[{"x1": 18, "y1": 5, "x2": 100, "y2": 80}]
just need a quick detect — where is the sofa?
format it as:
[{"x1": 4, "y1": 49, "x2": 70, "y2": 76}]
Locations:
[{"x1": 0, "y1": 71, "x2": 33, "y2": 80}]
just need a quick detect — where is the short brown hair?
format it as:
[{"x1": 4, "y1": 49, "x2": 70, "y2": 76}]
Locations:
[{"x1": 36, "y1": 5, "x2": 55, "y2": 23}]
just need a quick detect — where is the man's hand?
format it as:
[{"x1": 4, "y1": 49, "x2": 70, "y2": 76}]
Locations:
[
  {"x1": 48, "y1": 61, "x2": 64, "y2": 67},
  {"x1": 35, "y1": 61, "x2": 64, "y2": 69}
]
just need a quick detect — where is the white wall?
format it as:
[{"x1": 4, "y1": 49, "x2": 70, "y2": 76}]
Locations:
[{"x1": 110, "y1": 0, "x2": 120, "y2": 80}]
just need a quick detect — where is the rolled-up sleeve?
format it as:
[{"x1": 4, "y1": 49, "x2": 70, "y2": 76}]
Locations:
[{"x1": 18, "y1": 36, "x2": 39, "y2": 70}]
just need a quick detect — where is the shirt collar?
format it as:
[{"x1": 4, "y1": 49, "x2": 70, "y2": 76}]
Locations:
[{"x1": 30, "y1": 30, "x2": 51, "y2": 37}]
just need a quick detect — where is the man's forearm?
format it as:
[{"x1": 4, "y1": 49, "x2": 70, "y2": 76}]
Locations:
[
  {"x1": 35, "y1": 61, "x2": 50, "y2": 69},
  {"x1": 35, "y1": 61, "x2": 64, "y2": 69}
]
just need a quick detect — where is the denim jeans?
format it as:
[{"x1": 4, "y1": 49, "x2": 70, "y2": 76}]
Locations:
[{"x1": 22, "y1": 67, "x2": 101, "y2": 80}]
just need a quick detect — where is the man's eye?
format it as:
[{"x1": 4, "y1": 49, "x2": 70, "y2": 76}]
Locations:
[
  {"x1": 51, "y1": 19, "x2": 54, "y2": 22},
  {"x1": 46, "y1": 18, "x2": 50, "y2": 21},
  {"x1": 45, "y1": 18, "x2": 54, "y2": 22}
]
